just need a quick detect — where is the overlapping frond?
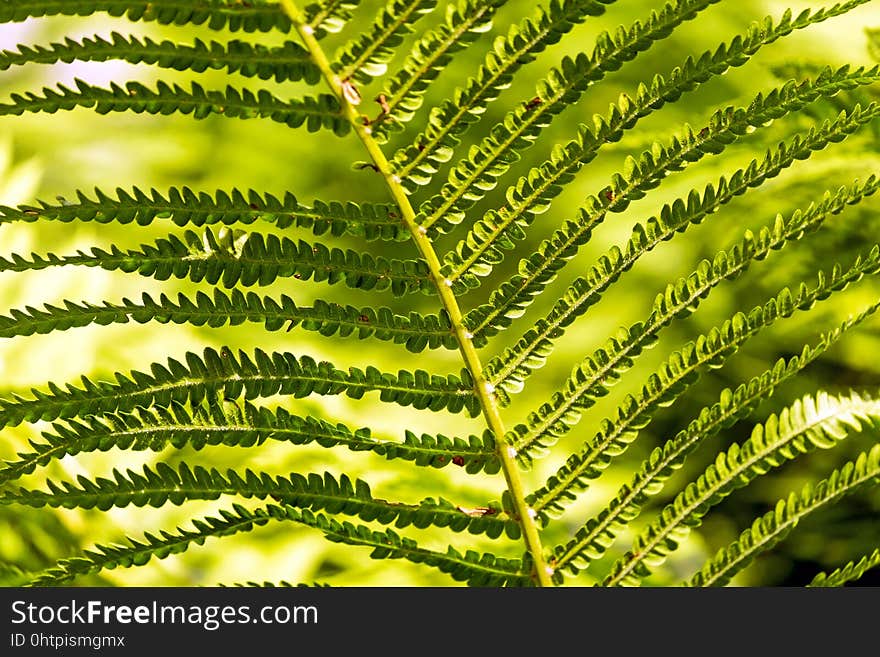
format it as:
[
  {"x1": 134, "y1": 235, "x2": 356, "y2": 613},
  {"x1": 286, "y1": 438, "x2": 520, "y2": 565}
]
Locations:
[
  {"x1": 333, "y1": 0, "x2": 438, "y2": 84},
  {"x1": 0, "y1": 34, "x2": 321, "y2": 83},
  {"x1": 540, "y1": 301, "x2": 880, "y2": 574},
  {"x1": 0, "y1": 0, "x2": 293, "y2": 33},
  {"x1": 450, "y1": 1, "x2": 873, "y2": 292},
  {"x1": 0, "y1": 187, "x2": 410, "y2": 241},
  {"x1": 0, "y1": 400, "x2": 500, "y2": 486},
  {"x1": 506, "y1": 242, "x2": 880, "y2": 469},
  {"x1": 390, "y1": 0, "x2": 618, "y2": 186},
  {"x1": 603, "y1": 391, "x2": 880, "y2": 586},
  {"x1": 0, "y1": 463, "x2": 516, "y2": 537},
  {"x1": 0, "y1": 80, "x2": 348, "y2": 135},
  {"x1": 0, "y1": 347, "x2": 479, "y2": 429},
  {"x1": 369, "y1": 0, "x2": 505, "y2": 140},
  {"x1": 489, "y1": 172, "x2": 880, "y2": 398},
  {"x1": 0, "y1": 229, "x2": 434, "y2": 296},
  {"x1": 444, "y1": 65, "x2": 880, "y2": 290},
  {"x1": 687, "y1": 445, "x2": 880, "y2": 586},
  {"x1": 0, "y1": 290, "x2": 461, "y2": 351},
  {"x1": 416, "y1": 0, "x2": 720, "y2": 235},
  {"x1": 535, "y1": 287, "x2": 880, "y2": 548},
  {"x1": 25, "y1": 502, "x2": 528, "y2": 587},
  {"x1": 27, "y1": 503, "x2": 281, "y2": 586},
  {"x1": 311, "y1": 509, "x2": 529, "y2": 586},
  {"x1": 471, "y1": 99, "x2": 880, "y2": 342},
  {"x1": 304, "y1": 0, "x2": 362, "y2": 38}
]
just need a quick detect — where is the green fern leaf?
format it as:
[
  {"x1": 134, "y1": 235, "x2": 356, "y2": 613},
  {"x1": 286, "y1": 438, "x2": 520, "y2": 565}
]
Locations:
[
  {"x1": 304, "y1": 0, "x2": 362, "y2": 38},
  {"x1": 305, "y1": 508, "x2": 529, "y2": 586},
  {"x1": 686, "y1": 445, "x2": 880, "y2": 586},
  {"x1": 471, "y1": 100, "x2": 880, "y2": 342},
  {"x1": 415, "y1": 0, "x2": 720, "y2": 234},
  {"x1": 0, "y1": 80, "x2": 348, "y2": 135},
  {"x1": 808, "y1": 547, "x2": 880, "y2": 587},
  {"x1": 369, "y1": 0, "x2": 505, "y2": 141},
  {"x1": 603, "y1": 391, "x2": 880, "y2": 586},
  {"x1": 0, "y1": 290, "x2": 461, "y2": 351},
  {"x1": 390, "y1": 0, "x2": 618, "y2": 186},
  {"x1": 0, "y1": 400, "x2": 500, "y2": 486},
  {"x1": 540, "y1": 301, "x2": 880, "y2": 573},
  {"x1": 0, "y1": 34, "x2": 321, "y2": 83},
  {"x1": 0, "y1": 0, "x2": 292, "y2": 32},
  {"x1": 5, "y1": 0, "x2": 880, "y2": 590},
  {"x1": 399, "y1": 0, "x2": 872, "y2": 194},
  {"x1": 0, "y1": 187, "x2": 410, "y2": 241},
  {"x1": 451, "y1": 1, "x2": 874, "y2": 292},
  {"x1": 529, "y1": 277, "x2": 880, "y2": 537},
  {"x1": 507, "y1": 243, "x2": 880, "y2": 467},
  {"x1": 0, "y1": 463, "x2": 516, "y2": 537},
  {"x1": 0, "y1": 229, "x2": 434, "y2": 296},
  {"x1": 489, "y1": 174, "x2": 880, "y2": 398},
  {"x1": 0, "y1": 347, "x2": 479, "y2": 429},
  {"x1": 25, "y1": 502, "x2": 527, "y2": 586},
  {"x1": 333, "y1": 0, "x2": 438, "y2": 85},
  {"x1": 26, "y1": 503, "x2": 288, "y2": 586},
  {"x1": 444, "y1": 65, "x2": 880, "y2": 290}
]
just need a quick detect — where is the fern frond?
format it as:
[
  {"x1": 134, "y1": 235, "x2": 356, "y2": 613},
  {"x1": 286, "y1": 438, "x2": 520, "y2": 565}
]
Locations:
[
  {"x1": 0, "y1": 187, "x2": 410, "y2": 241},
  {"x1": 450, "y1": 2, "x2": 874, "y2": 289},
  {"x1": 0, "y1": 229, "x2": 434, "y2": 296},
  {"x1": 808, "y1": 547, "x2": 880, "y2": 587},
  {"x1": 0, "y1": 290, "x2": 460, "y2": 351},
  {"x1": 416, "y1": 0, "x2": 720, "y2": 234},
  {"x1": 308, "y1": 509, "x2": 529, "y2": 586},
  {"x1": 7, "y1": 0, "x2": 879, "y2": 590},
  {"x1": 0, "y1": 0, "x2": 292, "y2": 33},
  {"x1": 489, "y1": 173, "x2": 880, "y2": 397},
  {"x1": 390, "y1": 0, "x2": 618, "y2": 185},
  {"x1": 398, "y1": 0, "x2": 871, "y2": 193},
  {"x1": 0, "y1": 80, "x2": 348, "y2": 136},
  {"x1": 26, "y1": 503, "x2": 527, "y2": 586},
  {"x1": 531, "y1": 282, "x2": 880, "y2": 542},
  {"x1": 445, "y1": 65, "x2": 880, "y2": 289},
  {"x1": 0, "y1": 347, "x2": 479, "y2": 429},
  {"x1": 470, "y1": 100, "x2": 880, "y2": 341},
  {"x1": 687, "y1": 445, "x2": 880, "y2": 586},
  {"x1": 0, "y1": 34, "x2": 321, "y2": 84},
  {"x1": 541, "y1": 301, "x2": 880, "y2": 572},
  {"x1": 333, "y1": 0, "x2": 438, "y2": 85},
  {"x1": 0, "y1": 400, "x2": 500, "y2": 486},
  {"x1": 508, "y1": 241, "x2": 880, "y2": 467},
  {"x1": 304, "y1": 0, "x2": 362, "y2": 38},
  {"x1": 0, "y1": 463, "x2": 516, "y2": 537},
  {"x1": 603, "y1": 391, "x2": 880, "y2": 586},
  {"x1": 26, "y1": 503, "x2": 286, "y2": 586},
  {"x1": 370, "y1": 0, "x2": 505, "y2": 141}
]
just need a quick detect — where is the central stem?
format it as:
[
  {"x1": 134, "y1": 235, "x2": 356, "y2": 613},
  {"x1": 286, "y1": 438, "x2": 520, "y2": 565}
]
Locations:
[{"x1": 281, "y1": 0, "x2": 552, "y2": 586}]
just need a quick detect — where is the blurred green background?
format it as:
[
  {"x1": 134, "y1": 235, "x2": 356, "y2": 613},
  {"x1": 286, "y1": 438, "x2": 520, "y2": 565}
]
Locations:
[{"x1": 1, "y1": 0, "x2": 879, "y2": 586}]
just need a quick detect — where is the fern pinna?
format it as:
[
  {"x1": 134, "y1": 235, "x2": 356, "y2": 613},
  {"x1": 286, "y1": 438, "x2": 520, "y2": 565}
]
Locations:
[{"x1": 1, "y1": 0, "x2": 879, "y2": 587}]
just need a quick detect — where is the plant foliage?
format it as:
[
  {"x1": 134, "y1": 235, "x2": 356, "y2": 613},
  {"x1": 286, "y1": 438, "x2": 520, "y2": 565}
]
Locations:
[{"x1": 1, "y1": 0, "x2": 879, "y2": 587}]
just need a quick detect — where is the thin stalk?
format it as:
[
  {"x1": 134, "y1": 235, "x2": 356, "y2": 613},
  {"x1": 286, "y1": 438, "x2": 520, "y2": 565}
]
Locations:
[{"x1": 280, "y1": 0, "x2": 552, "y2": 586}]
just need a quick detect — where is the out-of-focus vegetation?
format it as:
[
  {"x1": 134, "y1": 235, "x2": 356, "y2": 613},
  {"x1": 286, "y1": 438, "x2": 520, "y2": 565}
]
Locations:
[{"x1": 1, "y1": 0, "x2": 879, "y2": 587}]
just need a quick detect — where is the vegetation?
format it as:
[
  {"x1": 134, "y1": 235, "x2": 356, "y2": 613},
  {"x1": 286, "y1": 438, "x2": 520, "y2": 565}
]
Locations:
[{"x1": 0, "y1": 0, "x2": 879, "y2": 587}]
